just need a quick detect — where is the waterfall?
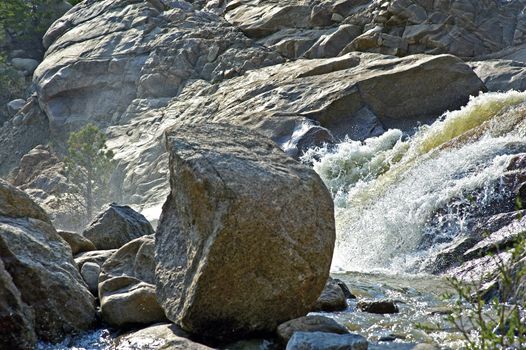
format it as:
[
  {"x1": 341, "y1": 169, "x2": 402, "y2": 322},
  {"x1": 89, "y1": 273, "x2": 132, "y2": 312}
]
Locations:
[{"x1": 302, "y1": 91, "x2": 526, "y2": 273}]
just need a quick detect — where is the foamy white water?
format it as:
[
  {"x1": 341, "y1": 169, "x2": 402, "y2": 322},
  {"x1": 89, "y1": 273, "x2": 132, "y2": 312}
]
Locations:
[{"x1": 303, "y1": 91, "x2": 526, "y2": 273}]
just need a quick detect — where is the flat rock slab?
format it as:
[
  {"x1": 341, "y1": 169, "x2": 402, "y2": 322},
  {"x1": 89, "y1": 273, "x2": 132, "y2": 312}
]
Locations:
[{"x1": 155, "y1": 123, "x2": 335, "y2": 339}]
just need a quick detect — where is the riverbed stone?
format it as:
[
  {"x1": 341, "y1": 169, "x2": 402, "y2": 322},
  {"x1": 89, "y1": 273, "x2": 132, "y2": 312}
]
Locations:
[
  {"x1": 116, "y1": 323, "x2": 213, "y2": 350},
  {"x1": 82, "y1": 203, "x2": 154, "y2": 250},
  {"x1": 312, "y1": 277, "x2": 348, "y2": 312},
  {"x1": 357, "y1": 299, "x2": 399, "y2": 314},
  {"x1": 286, "y1": 331, "x2": 368, "y2": 350},
  {"x1": 155, "y1": 123, "x2": 335, "y2": 339},
  {"x1": 277, "y1": 316, "x2": 349, "y2": 343}
]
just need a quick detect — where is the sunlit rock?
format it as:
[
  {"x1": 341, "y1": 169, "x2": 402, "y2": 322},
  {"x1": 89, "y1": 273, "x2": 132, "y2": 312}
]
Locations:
[{"x1": 155, "y1": 123, "x2": 335, "y2": 339}]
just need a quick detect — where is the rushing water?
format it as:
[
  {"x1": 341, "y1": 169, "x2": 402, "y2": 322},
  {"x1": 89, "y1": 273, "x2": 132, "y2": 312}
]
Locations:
[{"x1": 303, "y1": 90, "x2": 526, "y2": 274}]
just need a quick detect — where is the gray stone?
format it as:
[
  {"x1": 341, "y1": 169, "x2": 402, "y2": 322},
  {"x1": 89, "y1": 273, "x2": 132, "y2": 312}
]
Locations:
[
  {"x1": 57, "y1": 231, "x2": 96, "y2": 255},
  {"x1": 74, "y1": 249, "x2": 117, "y2": 270},
  {"x1": 81, "y1": 262, "x2": 101, "y2": 295},
  {"x1": 0, "y1": 258, "x2": 36, "y2": 350},
  {"x1": 11, "y1": 58, "x2": 39, "y2": 75},
  {"x1": 99, "y1": 235, "x2": 165, "y2": 326},
  {"x1": 0, "y1": 180, "x2": 96, "y2": 344},
  {"x1": 116, "y1": 323, "x2": 213, "y2": 349},
  {"x1": 357, "y1": 299, "x2": 399, "y2": 314},
  {"x1": 6, "y1": 99, "x2": 26, "y2": 116},
  {"x1": 286, "y1": 332, "x2": 368, "y2": 350},
  {"x1": 312, "y1": 278, "x2": 348, "y2": 312},
  {"x1": 98, "y1": 277, "x2": 165, "y2": 327},
  {"x1": 156, "y1": 123, "x2": 335, "y2": 339},
  {"x1": 277, "y1": 316, "x2": 349, "y2": 343},
  {"x1": 83, "y1": 203, "x2": 154, "y2": 250},
  {"x1": 472, "y1": 60, "x2": 526, "y2": 92}
]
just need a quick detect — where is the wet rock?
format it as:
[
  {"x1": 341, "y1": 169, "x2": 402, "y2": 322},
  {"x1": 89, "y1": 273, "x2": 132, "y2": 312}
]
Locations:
[
  {"x1": 116, "y1": 323, "x2": 213, "y2": 350},
  {"x1": 312, "y1": 278, "x2": 348, "y2": 312},
  {"x1": 57, "y1": 231, "x2": 96, "y2": 255},
  {"x1": 99, "y1": 235, "x2": 165, "y2": 326},
  {"x1": 357, "y1": 299, "x2": 399, "y2": 314},
  {"x1": 286, "y1": 331, "x2": 368, "y2": 350},
  {"x1": 333, "y1": 278, "x2": 356, "y2": 299},
  {"x1": 0, "y1": 180, "x2": 96, "y2": 344},
  {"x1": 156, "y1": 124, "x2": 335, "y2": 339},
  {"x1": 81, "y1": 262, "x2": 101, "y2": 295},
  {"x1": 277, "y1": 315, "x2": 349, "y2": 343},
  {"x1": 83, "y1": 203, "x2": 154, "y2": 250},
  {"x1": 74, "y1": 249, "x2": 117, "y2": 270}
]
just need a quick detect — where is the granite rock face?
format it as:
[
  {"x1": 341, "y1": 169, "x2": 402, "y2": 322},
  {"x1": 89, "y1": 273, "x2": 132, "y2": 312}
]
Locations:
[
  {"x1": 155, "y1": 123, "x2": 335, "y2": 339},
  {"x1": 14, "y1": 0, "x2": 492, "y2": 224}
]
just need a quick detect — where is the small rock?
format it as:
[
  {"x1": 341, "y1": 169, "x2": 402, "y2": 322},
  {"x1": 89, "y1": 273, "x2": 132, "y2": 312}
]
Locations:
[
  {"x1": 57, "y1": 230, "x2": 96, "y2": 255},
  {"x1": 357, "y1": 299, "x2": 399, "y2": 314},
  {"x1": 11, "y1": 58, "x2": 39, "y2": 75},
  {"x1": 6, "y1": 99, "x2": 26, "y2": 116},
  {"x1": 81, "y1": 262, "x2": 100, "y2": 295},
  {"x1": 74, "y1": 249, "x2": 117, "y2": 270},
  {"x1": 312, "y1": 278, "x2": 348, "y2": 312},
  {"x1": 82, "y1": 203, "x2": 154, "y2": 250},
  {"x1": 277, "y1": 316, "x2": 349, "y2": 343},
  {"x1": 331, "y1": 13, "x2": 345, "y2": 22},
  {"x1": 333, "y1": 278, "x2": 356, "y2": 299},
  {"x1": 286, "y1": 331, "x2": 368, "y2": 350}
]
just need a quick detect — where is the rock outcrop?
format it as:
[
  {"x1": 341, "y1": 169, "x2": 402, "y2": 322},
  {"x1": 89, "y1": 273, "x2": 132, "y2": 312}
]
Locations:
[
  {"x1": 155, "y1": 123, "x2": 335, "y2": 339},
  {"x1": 12, "y1": 0, "x2": 488, "y2": 224},
  {"x1": 0, "y1": 179, "x2": 96, "y2": 347},
  {"x1": 83, "y1": 203, "x2": 154, "y2": 250}
]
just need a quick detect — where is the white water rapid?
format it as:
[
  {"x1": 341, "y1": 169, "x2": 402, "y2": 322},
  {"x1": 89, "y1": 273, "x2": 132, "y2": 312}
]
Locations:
[{"x1": 302, "y1": 91, "x2": 526, "y2": 274}]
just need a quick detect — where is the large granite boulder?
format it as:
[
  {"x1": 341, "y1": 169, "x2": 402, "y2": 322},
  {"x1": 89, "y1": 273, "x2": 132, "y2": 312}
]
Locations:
[
  {"x1": 155, "y1": 123, "x2": 335, "y2": 339},
  {"x1": 0, "y1": 179, "x2": 96, "y2": 347},
  {"x1": 82, "y1": 203, "x2": 155, "y2": 250},
  {"x1": 99, "y1": 235, "x2": 165, "y2": 326}
]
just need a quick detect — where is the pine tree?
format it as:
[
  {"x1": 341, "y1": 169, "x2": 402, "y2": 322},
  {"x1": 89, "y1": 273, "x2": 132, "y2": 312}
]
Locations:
[{"x1": 63, "y1": 124, "x2": 114, "y2": 223}]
